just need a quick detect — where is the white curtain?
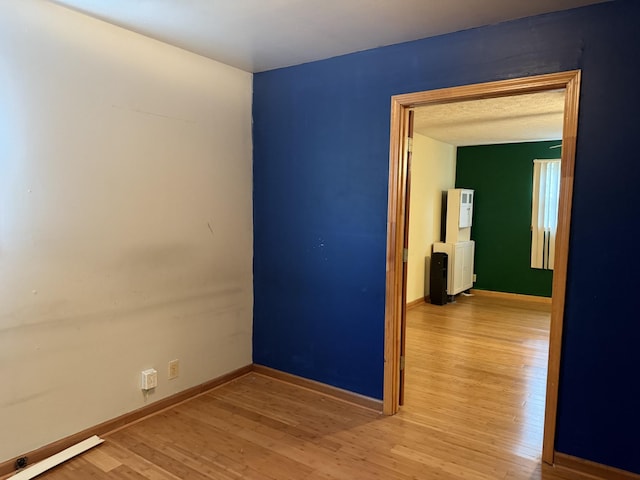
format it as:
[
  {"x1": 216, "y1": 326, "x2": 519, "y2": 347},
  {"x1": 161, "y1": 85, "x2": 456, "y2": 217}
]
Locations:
[{"x1": 531, "y1": 159, "x2": 561, "y2": 270}]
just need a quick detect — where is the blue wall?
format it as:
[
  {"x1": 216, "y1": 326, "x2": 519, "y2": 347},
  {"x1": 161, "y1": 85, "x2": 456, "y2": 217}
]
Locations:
[{"x1": 253, "y1": 0, "x2": 640, "y2": 473}]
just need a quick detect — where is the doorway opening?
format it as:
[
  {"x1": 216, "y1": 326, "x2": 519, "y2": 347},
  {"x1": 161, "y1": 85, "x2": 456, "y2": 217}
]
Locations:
[{"x1": 383, "y1": 70, "x2": 581, "y2": 465}]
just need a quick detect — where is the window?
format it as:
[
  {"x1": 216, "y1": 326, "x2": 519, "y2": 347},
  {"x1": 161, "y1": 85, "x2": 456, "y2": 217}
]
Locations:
[{"x1": 531, "y1": 159, "x2": 561, "y2": 270}]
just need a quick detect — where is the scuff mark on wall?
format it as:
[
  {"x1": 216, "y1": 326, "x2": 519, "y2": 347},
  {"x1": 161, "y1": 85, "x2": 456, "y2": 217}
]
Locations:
[
  {"x1": 1, "y1": 388, "x2": 57, "y2": 408},
  {"x1": 111, "y1": 103, "x2": 196, "y2": 124},
  {"x1": 0, "y1": 285, "x2": 246, "y2": 334}
]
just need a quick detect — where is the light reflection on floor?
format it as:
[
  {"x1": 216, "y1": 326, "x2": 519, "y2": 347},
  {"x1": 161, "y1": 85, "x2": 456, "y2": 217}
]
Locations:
[{"x1": 402, "y1": 294, "x2": 551, "y2": 469}]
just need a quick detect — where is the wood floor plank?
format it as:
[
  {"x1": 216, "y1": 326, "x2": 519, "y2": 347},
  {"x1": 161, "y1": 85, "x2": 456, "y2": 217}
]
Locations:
[{"x1": 82, "y1": 447, "x2": 122, "y2": 473}]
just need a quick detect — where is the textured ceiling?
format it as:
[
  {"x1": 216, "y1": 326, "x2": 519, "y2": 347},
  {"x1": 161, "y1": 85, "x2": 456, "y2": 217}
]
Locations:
[
  {"x1": 413, "y1": 90, "x2": 566, "y2": 147},
  {"x1": 50, "y1": 0, "x2": 610, "y2": 72}
]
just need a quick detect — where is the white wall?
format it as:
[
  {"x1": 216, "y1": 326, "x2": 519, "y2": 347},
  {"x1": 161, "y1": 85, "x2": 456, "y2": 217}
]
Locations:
[
  {"x1": 0, "y1": 2, "x2": 253, "y2": 461},
  {"x1": 406, "y1": 133, "x2": 456, "y2": 303}
]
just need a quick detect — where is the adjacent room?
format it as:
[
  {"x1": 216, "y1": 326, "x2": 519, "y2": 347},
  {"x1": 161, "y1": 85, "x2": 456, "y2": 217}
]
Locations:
[{"x1": 402, "y1": 91, "x2": 565, "y2": 467}]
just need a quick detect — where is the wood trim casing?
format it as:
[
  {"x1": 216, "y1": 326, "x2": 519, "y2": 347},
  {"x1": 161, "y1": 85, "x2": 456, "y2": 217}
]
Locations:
[
  {"x1": 384, "y1": 70, "x2": 582, "y2": 464},
  {"x1": 542, "y1": 70, "x2": 581, "y2": 464},
  {"x1": 384, "y1": 100, "x2": 409, "y2": 415},
  {"x1": 253, "y1": 364, "x2": 384, "y2": 412},
  {"x1": 0, "y1": 365, "x2": 253, "y2": 478},
  {"x1": 554, "y1": 452, "x2": 640, "y2": 480}
]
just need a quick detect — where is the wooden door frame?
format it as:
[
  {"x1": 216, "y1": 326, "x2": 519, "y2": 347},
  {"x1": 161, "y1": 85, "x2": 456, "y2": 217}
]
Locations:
[{"x1": 383, "y1": 70, "x2": 581, "y2": 465}]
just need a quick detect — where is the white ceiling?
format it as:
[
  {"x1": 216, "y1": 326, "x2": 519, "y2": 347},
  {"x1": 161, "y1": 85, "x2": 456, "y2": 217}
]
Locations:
[
  {"x1": 48, "y1": 1, "x2": 580, "y2": 145},
  {"x1": 414, "y1": 90, "x2": 566, "y2": 146},
  {"x1": 50, "y1": 0, "x2": 609, "y2": 73}
]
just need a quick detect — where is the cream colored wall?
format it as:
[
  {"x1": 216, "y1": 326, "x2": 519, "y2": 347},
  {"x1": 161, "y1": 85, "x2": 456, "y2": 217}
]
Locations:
[
  {"x1": 406, "y1": 133, "x2": 456, "y2": 303},
  {"x1": 0, "y1": 2, "x2": 253, "y2": 461}
]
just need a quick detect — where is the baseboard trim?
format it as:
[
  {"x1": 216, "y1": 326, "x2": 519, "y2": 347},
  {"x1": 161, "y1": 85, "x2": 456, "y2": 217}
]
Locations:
[
  {"x1": 253, "y1": 364, "x2": 383, "y2": 412},
  {"x1": 470, "y1": 289, "x2": 552, "y2": 304},
  {"x1": 0, "y1": 364, "x2": 253, "y2": 478},
  {"x1": 554, "y1": 452, "x2": 640, "y2": 480},
  {"x1": 406, "y1": 297, "x2": 427, "y2": 309}
]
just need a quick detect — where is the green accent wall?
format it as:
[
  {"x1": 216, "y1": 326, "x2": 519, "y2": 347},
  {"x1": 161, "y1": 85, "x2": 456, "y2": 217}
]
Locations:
[{"x1": 456, "y1": 141, "x2": 560, "y2": 297}]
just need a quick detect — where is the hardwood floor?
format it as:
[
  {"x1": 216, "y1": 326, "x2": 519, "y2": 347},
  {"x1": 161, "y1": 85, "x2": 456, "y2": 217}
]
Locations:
[
  {"x1": 28, "y1": 295, "x2": 579, "y2": 479},
  {"x1": 401, "y1": 294, "x2": 554, "y2": 479}
]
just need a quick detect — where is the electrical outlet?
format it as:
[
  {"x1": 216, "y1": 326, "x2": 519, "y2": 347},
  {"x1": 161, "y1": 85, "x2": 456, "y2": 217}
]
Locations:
[
  {"x1": 141, "y1": 368, "x2": 158, "y2": 390},
  {"x1": 168, "y1": 359, "x2": 179, "y2": 380},
  {"x1": 473, "y1": 274, "x2": 477, "y2": 282}
]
